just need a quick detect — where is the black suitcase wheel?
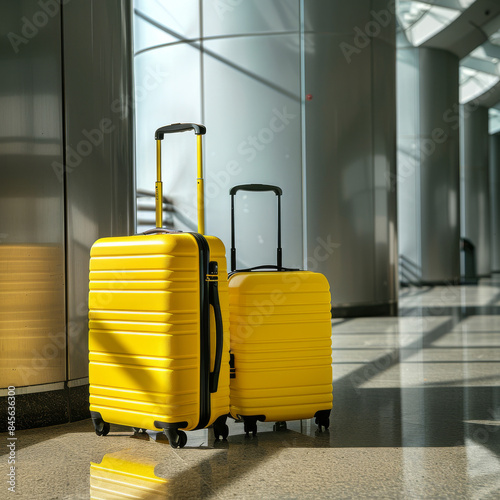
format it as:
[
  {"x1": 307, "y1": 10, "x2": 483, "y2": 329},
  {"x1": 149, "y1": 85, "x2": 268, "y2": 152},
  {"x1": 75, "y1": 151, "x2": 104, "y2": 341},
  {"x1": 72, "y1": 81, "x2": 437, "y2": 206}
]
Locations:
[
  {"x1": 213, "y1": 414, "x2": 230, "y2": 441},
  {"x1": 164, "y1": 429, "x2": 187, "y2": 449},
  {"x1": 213, "y1": 423, "x2": 229, "y2": 441},
  {"x1": 273, "y1": 421, "x2": 287, "y2": 432},
  {"x1": 243, "y1": 416, "x2": 258, "y2": 437},
  {"x1": 175, "y1": 430, "x2": 188, "y2": 448},
  {"x1": 94, "y1": 419, "x2": 110, "y2": 437},
  {"x1": 317, "y1": 418, "x2": 329, "y2": 432},
  {"x1": 314, "y1": 410, "x2": 331, "y2": 432}
]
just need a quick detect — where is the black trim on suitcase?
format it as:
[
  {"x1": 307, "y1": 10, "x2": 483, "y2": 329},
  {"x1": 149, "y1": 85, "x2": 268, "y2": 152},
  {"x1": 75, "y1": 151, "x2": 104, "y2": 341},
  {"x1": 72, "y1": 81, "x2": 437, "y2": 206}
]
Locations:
[
  {"x1": 190, "y1": 232, "x2": 211, "y2": 430},
  {"x1": 207, "y1": 261, "x2": 224, "y2": 393},
  {"x1": 153, "y1": 419, "x2": 189, "y2": 431},
  {"x1": 229, "y1": 352, "x2": 235, "y2": 379},
  {"x1": 190, "y1": 234, "x2": 225, "y2": 429}
]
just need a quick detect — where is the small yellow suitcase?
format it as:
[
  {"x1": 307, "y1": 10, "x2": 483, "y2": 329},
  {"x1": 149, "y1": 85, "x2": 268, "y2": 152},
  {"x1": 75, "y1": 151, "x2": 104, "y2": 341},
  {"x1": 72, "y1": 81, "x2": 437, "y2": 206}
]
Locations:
[
  {"x1": 88, "y1": 124, "x2": 230, "y2": 447},
  {"x1": 228, "y1": 184, "x2": 332, "y2": 435}
]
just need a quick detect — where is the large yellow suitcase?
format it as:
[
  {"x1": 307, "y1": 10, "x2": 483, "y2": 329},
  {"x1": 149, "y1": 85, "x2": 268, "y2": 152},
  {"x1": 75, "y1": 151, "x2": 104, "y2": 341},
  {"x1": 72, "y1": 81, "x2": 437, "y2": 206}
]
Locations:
[
  {"x1": 88, "y1": 124, "x2": 230, "y2": 448},
  {"x1": 228, "y1": 184, "x2": 332, "y2": 435}
]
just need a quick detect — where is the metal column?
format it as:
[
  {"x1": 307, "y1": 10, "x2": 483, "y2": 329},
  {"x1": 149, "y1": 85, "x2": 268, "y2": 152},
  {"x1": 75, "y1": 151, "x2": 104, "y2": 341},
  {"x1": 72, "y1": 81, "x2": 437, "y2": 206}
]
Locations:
[
  {"x1": 490, "y1": 133, "x2": 500, "y2": 273},
  {"x1": 397, "y1": 46, "x2": 460, "y2": 285},
  {"x1": 461, "y1": 105, "x2": 490, "y2": 278}
]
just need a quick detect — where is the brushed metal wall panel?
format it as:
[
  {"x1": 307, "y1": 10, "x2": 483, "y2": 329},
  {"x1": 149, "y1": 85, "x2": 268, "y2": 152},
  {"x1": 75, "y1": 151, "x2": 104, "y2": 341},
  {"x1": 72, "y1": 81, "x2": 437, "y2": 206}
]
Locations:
[
  {"x1": 462, "y1": 105, "x2": 490, "y2": 276},
  {"x1": 491, "y1": 133, "x2": 500, "y2": 272},
  {"x1": 0, "y1": 246, "x2": 65, "y2": 388},
  {"x1": 203, "y1": 34, "x2": 302, "y2": 269},
  {"x1": 305, "y1": 32, "x2": 375, "y2": 307},
  {"x1": 419, "y1": 48, "x2": 459, "y2": 138},
  {"x1": 372, "y1": 37, "x2": 398, "y2": 303},
  {"x1": 419, "y1": 49, "x2": 460, "y2": 283},
  {"x1": 0, "y1": 0, "x2": 66, "y2": 388},
  {"x1": 420, "y1": 138, "x2": 460, "y2": 282},
  {"x1": 397, "y1": 47, "x2": 460, "y2": 284},
  {"x1": 370, "y1": 0, "x2": 398, "y2": 45},
  {"x1": 304, "y1": 0, "x2": 371, "y2": 35},
  {"x1": 63, "y1": 0, "x2": 135, "y2": 380}
]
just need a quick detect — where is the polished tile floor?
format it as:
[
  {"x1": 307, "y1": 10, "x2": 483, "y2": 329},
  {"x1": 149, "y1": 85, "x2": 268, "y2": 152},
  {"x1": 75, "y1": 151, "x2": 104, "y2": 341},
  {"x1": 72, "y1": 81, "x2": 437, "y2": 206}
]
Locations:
[{"x1": 1, "y1": 277, "x2": 499, "y2": 499}]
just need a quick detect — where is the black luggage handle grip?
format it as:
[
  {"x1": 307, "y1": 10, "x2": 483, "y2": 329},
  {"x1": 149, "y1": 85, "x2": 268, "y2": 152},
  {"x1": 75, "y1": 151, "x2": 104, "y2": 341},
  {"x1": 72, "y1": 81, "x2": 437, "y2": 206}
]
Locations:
[
  {"x1": 230, "y1": 184, "x2": 283, "y2": 272},
  {"x1": 230, "y1": 184, "x2": 282, "y2": 196},
  {"x1": 229, "y1": 264, "x2": 298, "y2": 276},
  {"x1": 155, "y1": 123, "x2": 206, "y2": 139},
  {"x1": 208, "y1": 262, "x2": 223, "y2": 393}
]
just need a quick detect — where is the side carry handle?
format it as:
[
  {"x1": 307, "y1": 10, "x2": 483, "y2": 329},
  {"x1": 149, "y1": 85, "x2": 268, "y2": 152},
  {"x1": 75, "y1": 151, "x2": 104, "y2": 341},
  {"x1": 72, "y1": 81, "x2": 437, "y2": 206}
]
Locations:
[
  {"x1": 230, "y1": 183, "x2": 283, "y2": 272},
  {"x1": 154, "y1": 123, "x2": 206, "y2": 233},
  {"x1": 207, "y1": 261, "x2": 223, "y2": 393}
]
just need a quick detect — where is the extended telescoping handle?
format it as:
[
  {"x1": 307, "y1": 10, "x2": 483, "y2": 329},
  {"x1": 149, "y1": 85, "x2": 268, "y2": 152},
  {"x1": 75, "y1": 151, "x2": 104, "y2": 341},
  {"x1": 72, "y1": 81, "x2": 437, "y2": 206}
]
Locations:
[
  {"x1": 154, "y1": 123, "x2": 207, "y2": 234},
  {"x1": 230, "y1": 184, "x2": 283, "y2": 272}
]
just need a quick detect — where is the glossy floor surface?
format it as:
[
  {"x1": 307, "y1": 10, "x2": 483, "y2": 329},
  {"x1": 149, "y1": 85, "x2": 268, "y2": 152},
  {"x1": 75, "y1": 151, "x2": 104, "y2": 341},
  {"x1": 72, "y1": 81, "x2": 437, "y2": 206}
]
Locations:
[{"x1": 1, "y1": 278, "x2": 499, "y2": 499}]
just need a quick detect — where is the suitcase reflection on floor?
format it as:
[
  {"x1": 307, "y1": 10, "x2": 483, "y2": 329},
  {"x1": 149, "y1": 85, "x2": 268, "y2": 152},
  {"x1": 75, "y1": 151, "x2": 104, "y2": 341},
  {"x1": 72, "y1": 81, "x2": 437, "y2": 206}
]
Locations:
[
  {"x1": 90, "y1": 427, "x2": 331, "y2": 498},
  {"x1": 90, "y1": 450, "x2": 169, "y2": 499}
]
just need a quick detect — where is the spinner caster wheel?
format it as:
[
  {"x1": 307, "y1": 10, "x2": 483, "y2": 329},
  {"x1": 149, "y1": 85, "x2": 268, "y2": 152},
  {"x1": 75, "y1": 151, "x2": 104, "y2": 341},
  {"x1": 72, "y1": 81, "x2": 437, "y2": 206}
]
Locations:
[
  {"x1": 314, "y1": 410, "x2": 331, "y2": 432},
  {"x1": 214, "y1": 423, "x2": 229, "y2": 441},
  {"x1": 164, "y1": 429, "x2": 187, "y2": 448},
  {"x1": 213, "y1": 415, "x2": 230, "y2": 441},
  {"x1": 243, "y1": 417, "x2": 258, "y2": 437},
  {"x1": 94, "y1": 419, "x2": 110, "y2": 437},
  {"x1": 273, "y1": 421, "x2": 287, "y2": 432}
]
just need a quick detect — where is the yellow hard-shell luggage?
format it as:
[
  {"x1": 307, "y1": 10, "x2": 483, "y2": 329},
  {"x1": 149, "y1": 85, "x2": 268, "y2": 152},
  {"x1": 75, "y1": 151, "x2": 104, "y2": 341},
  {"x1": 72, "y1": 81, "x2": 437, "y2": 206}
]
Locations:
[
  {"x1": 88, "y1": 124, "x2": 230, "y2": 448},
  {"x1": 228, "y1": 184, "x2": 332, "y2": 435}
]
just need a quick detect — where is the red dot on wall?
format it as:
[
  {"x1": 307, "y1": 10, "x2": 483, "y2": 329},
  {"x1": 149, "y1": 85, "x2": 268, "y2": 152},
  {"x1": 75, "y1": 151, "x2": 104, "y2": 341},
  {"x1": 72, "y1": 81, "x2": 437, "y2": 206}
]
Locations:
[{"x1": 306, "y1": 94, "x2": 313, "y2": 101}]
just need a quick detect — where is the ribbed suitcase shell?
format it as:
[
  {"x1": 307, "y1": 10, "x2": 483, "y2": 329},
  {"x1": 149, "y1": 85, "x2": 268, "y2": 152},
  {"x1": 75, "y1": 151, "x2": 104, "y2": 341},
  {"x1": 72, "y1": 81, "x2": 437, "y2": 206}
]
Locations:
[
  {"x1": 228, "y1": 270, "x2": 332, "y2": 422},
  {"x1": 88, "y1": 233, "x2": 229, "y2": 432}
]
